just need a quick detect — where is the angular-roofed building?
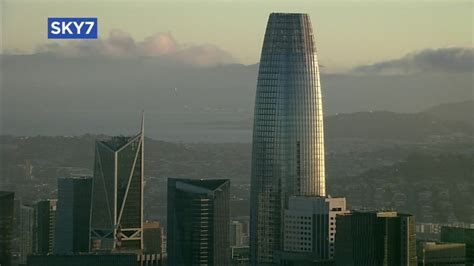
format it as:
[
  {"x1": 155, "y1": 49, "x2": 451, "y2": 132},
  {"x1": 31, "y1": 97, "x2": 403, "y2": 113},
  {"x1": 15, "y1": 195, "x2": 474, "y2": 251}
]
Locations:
[
  {"x1": 91, "y1": 116, "x2": 145, "y2": 251},
  {"x1": 167, "y1": 178, "x2": 230, "y2": 266}
]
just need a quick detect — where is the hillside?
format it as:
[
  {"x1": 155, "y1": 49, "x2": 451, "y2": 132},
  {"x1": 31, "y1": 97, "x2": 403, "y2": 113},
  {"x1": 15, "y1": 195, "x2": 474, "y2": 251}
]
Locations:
[
  {"x1": 424, "y1": 100, "x2": 474, "y2": 125},
  {"x1": 324, "y1": 110, "x2": 472, "y2": 140}
]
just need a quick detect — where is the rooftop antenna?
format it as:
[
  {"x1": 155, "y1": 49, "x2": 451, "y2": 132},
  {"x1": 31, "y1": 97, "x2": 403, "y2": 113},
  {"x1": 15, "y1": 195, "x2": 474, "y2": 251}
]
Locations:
[{"x1": 141, "y1": 110, "x2": 145, "y2": 135}]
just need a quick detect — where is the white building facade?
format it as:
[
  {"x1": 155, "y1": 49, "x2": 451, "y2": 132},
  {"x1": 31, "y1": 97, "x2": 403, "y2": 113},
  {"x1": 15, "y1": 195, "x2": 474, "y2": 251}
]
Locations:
[{"x1": 278, "y1": 196, "x2": 348, "y2": 264}]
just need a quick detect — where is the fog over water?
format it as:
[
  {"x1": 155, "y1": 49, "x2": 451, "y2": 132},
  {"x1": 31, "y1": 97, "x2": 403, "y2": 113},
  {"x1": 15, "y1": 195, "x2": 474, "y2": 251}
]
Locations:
[{"x1": 1, "y1": 47, "x2": 472, "y2": 142}]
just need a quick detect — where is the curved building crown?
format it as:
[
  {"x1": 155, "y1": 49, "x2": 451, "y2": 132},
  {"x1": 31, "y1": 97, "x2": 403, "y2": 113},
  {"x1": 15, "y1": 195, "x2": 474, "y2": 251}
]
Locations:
[{"x1": 249, "y1": 13, "x2": 325, "y2": 265}]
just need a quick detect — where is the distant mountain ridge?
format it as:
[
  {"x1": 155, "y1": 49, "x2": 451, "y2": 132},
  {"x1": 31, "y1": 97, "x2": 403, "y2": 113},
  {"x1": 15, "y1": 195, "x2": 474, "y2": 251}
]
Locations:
[
  {"x1": 325, "y1": 101, "x2": 473, "y2": 140},
  {"x1": 424, "y1": 100, "x2": 473, "y2": 125},
  {"x1": 225, "y1": 101, "x2": 474, "y2": 140},
  {"x1": 2, "y1": 54, "x2": 472, "y2": 140},
  {"x1": 325, "y1": 110, "x2": 472, "y2": 140}
]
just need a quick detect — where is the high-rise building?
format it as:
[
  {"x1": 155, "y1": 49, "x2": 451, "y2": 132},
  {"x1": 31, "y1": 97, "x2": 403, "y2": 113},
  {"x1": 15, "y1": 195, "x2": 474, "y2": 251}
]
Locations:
[
  {"x1": 231, "y1": 246, "x2": 250, "y2": 266},
  {"x1": 90, "y1": 117, "x2": 144, "y2": 251},
  {"x1": 417, "y1": 241, "x2": 466, "y2": 265},
  {"x1": 250, "y1": 13, "x2": 326, "y2": 264},
  {"x1": 19, "y1": 205, "x2": 35, "y2": 264},
  {"x1": 276, "y1": 196, "x2": 347, "y2": 265},
  {"x1": 13, "y1": 199, "x2": 22, "y2": 254},
  {"x1": 440, "y1": 226, "x2": 474, "y2": 263},
  {"x1": 54, "y1": 177, "x2": 92, "y2": 254},
  {"x1": 230, "y1": 221, "x2": 246, "y2": 247},
  {"x1": 143, "y1": 221, "x2": 163, "y2": 256},
  {"x1": 335, "y1": 211, "x2": 417, "y2": 266},
  {"x1": 0, "y1": 191, "x2": 15, "y2": 266},
  {"x1": 167, "y1": 178, "x2": 230, "y2": 266},
  {"x1": 27, "y1": 253, "x2": 139, "y2": 266},
  {"x1": 35, "y1": 199, "x2": 57, "y2": 255}
]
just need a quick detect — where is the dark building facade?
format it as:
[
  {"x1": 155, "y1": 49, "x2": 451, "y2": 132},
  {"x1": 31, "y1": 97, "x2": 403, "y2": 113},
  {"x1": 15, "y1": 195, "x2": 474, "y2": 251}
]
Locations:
[
  {"x1": 0, "y1": 191, "x2": 15, "y2": 266},
  {"x1": 441, "y1": 226, "x2": 474, "y2": 264},
  {"x1": 167, "y1": 178, "x2": 230, "y2": 266},
  {"x1": 54, "y1": 177, "x2": 92, "y2": 254},
  {"x1": 416, "y1": 241, "x2": 466, "y2": 265},
  {"x1": 91, "y1": 118, "x2": 144, "y2": 251},
  {"x1": 249, "y1": 13, "x2": 326, "y2": 265},
  {"x1": 35, "y1": 199, "x2": 57, "y2": 254},
  {"x1": 231, "y1": 246, "x2": 250, "y2": 266},
  {"x1": 27, "y1": 254, "x2": 138, "y2": 266},
  {"x1": 143, "y1": 221, "x2": 163, "y2": 256},
  {"x1": 19, "y1": 205, "x2": 35, "y2": 264},
  {"x1": 335, "y1": 211, "x2": 417, "y2": 266}
]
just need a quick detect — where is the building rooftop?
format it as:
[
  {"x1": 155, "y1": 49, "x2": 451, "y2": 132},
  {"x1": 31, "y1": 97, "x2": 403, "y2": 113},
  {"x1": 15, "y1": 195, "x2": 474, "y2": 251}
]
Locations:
[
  {"x1": 0, "y1": 191, "x2": 14, "y2": 198},
  {"x1": 170, "y1": 178, "x2": 230, "y2": 192}
]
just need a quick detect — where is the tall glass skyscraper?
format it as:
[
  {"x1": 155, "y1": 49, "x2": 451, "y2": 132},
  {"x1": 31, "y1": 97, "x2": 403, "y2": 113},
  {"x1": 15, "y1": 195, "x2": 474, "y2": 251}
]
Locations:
[
  {"x1": 55, "y1": 177, "x2": 92, "y2": 254},
  {"x1": 167, "y1": 178, "x2": 230, "y2": 266},
  {"x1": 90, "y1": 116, "x2": 144, "y2": 251},
  {"x1": 35, "y1": 199, "x2": 57, "y2": 254},
  {"x1": 0, "y1": 191, "x2": 15, "y2": 266},
  {"x1": 19, "y1": 205, "x2": 35, "y2": 264},
  {"x1": 335, "y1": 211, "x2": 417, "y2": 266},
  {"x1": 250, "y1": 13, "x2": 326, "y2": 265}
]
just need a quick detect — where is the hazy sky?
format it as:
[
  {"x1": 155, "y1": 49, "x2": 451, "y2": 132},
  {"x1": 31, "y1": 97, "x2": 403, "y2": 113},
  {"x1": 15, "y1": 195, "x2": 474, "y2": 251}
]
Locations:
[{"x1": 2, "y1": 0, "x2": 472, "y2": 71}]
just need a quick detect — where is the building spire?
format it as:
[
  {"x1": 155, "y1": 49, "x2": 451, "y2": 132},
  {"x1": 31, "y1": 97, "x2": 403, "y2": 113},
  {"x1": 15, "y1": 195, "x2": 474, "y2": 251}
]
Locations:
[{"x1": 141, "y1": 110, "x2": 145, "y2": 136}]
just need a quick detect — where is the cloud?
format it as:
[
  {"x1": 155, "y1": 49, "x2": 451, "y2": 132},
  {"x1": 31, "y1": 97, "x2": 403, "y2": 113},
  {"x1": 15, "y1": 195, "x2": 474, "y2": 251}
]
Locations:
[
  {"x1": 353, "y1": 47, "x2": 474, "y2": 74},
  {"x1": 34, "y1": 29, "x2": 237, "y2": 66}
]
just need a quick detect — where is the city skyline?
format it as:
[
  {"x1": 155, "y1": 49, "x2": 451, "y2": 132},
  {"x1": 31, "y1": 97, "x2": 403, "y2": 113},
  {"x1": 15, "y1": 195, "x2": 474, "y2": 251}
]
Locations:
[{"x1": 0, "y1": 2, "x2": 473, "y2": 266}]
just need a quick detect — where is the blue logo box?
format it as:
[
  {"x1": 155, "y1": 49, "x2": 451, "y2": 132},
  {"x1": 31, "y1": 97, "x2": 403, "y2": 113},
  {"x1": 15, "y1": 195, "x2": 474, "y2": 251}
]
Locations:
[{"x1": 48, "y1": 17, "x2": 98, "y2": 39}]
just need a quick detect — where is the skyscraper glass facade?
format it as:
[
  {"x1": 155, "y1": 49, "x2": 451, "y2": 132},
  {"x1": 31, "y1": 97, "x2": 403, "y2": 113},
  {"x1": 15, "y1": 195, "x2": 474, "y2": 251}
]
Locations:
[
  {"x1": 167, "y1": 178, "x2": 230, "y2": 266},
  {"x1": 441, "y1": 226, "x2": 474, "y2": 263},
  {"x1": 19, "y1": 205, "x2": 35, "y2": 264},
  {"x1": 90, "y1": 122, "x2": 144, "y2": 251},
  {"x1": 35, "y1": 199, "x2": 57, "y2": 255},
  {"x1": 250, "y1": 13, "x2": 325, "y2": 265},
  {"x1": 335, "y1": 211, "x2": 417, "y2": 266},
  {"x1": 55, "y1": 177, "x2": 92, "y2": 254},
  {"x1": 0, "y1": 191, "x2": 15, "y2": 266}
]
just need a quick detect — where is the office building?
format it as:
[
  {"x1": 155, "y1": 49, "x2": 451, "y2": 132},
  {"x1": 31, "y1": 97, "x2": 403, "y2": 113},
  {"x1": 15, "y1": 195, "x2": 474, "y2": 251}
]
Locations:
[
  {"x1": 27, "y1": 253, "x2": 139, "y2": 266},
  {"x1": 19, "y1": 205, "x2": 35, "y2": 264},
  {"x1": 249, "y1": 13, "x2": 326, "y2": 265},
  {"x1": 231, "y1": 246, "x2": 250, "y2": 266},
  {"x1": 35, "y1": 199, "x2": 57, "y2": 254},
  {"x1": 440, "y1": 226, "x2": 474, "y2": 263},
  {"x1": 0, "y1": 191, "x2": 15, "y2": 266},
  {"x1": 335, "y1": 211, "x2": 417, "y2": 266},
  {"x1": 275, "y1": 196, "x2": 347, "y2": 265},
  {"x1": 143, "y1": 221, "x2": 163, "y2": 256},
  {"x1": 230, "y1": 221, "x2": 246, "y2": 247},
  {"x1": 417, "y1": 241, "x2": 466, "y2": 265},
  {"x1": 167, "y1": 178, "x2": 230, "y2": 266},
  {"x1": 90, "y1": 117, "x2": 144, "y2": 251},
  {"x1": 54, "y1": 177, "x2": 93, "y2": 254}
]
